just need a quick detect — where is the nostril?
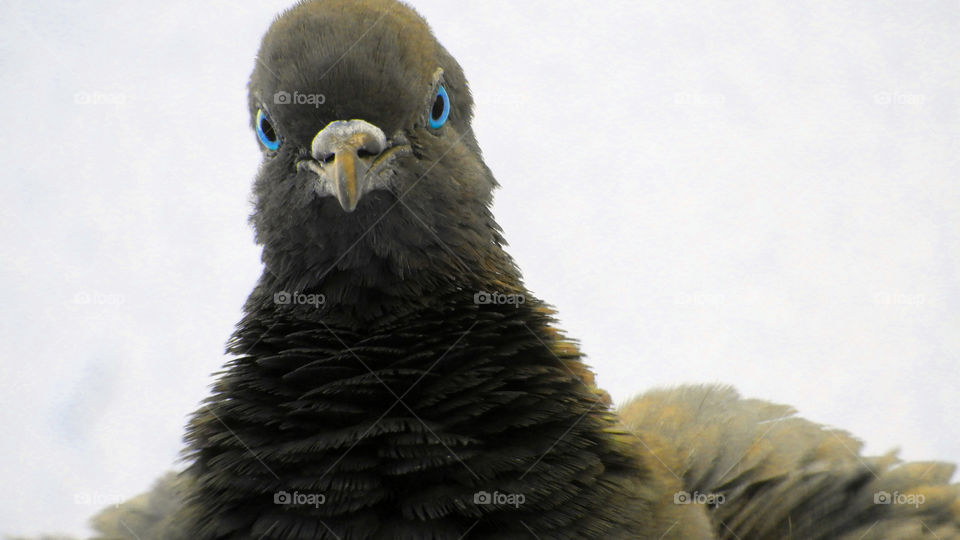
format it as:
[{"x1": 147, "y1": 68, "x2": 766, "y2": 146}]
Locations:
[
  {"x1": 319, "y1": 153, "x2": 335, "y2": 164},
  {"x1": 356, "y1": 148, "x2": 378, "y2": 159}
]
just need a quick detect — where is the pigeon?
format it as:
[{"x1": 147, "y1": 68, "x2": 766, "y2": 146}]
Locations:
[{"x1": 88, "y1": 0, "x2": 959, "y2": 538}]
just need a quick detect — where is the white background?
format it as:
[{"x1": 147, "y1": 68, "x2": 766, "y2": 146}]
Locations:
[{"x1": 1, "y1": 0, "x2": 957, "y2": 537}]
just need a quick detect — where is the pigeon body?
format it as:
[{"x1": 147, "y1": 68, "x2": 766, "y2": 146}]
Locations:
[
  {"x1": 87, "y1": 1, "x2": 959, "y2": 538},
  {"x1": 163, "y1": 0, "x2": 658, "y2": 537}
]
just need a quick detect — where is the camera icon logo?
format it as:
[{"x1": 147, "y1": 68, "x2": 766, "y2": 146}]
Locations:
[
  {"x1": 274, "y1": 291, "x2": 292, "y2": 305},
  {"x1": 274, "y1": 90, "x2": 291, "y2": 105},
  {"x1": 673, "y1": 491, "x2": 691, "y2": 504},
  {"x1": 474, "y1": 292, "x2": 492, "y2": 305},
  {"x1": 274, "y1": 491, "x2": 292, "y2": 505},
  {"x1": 473, "y1": 491, "x2": 491, "y2": 505},
  {"x1": 874, "y1": 491, "x2": 891, "y2": 504}
]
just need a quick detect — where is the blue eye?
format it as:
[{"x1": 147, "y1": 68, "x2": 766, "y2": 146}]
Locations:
[
  {"x1": 255, "y1": 108, "x2": 280, "y2": 150},
  {"x1": 428, "y1": 85, "x2": 450, "y2": 129}
]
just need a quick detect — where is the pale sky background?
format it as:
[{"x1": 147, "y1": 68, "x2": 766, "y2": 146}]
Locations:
[{"x1": 1, "y1": 0, "x2": 958, "y2": 537}]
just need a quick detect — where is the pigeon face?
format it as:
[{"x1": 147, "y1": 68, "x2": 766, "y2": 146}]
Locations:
[{"x1": 247, "y1": 0, "x2": 502, "y2": 300}]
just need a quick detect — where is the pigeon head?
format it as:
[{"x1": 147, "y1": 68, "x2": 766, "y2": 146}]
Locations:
[{"x1": 246, "y1": 0, "x2": 510, "y2": 307}]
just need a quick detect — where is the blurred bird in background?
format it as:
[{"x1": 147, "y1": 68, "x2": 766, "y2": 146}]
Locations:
[{"x1": 42, "y1": 0, "x2": 958, "y2": 538}]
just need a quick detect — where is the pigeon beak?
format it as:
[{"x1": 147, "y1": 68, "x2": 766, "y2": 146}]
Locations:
[
  {"x1": 310, "y1": 120, "x2": 388, "y2": 213},
  {"x1": 330, "y1": 149, "x2": 361, "y2": 212}
]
